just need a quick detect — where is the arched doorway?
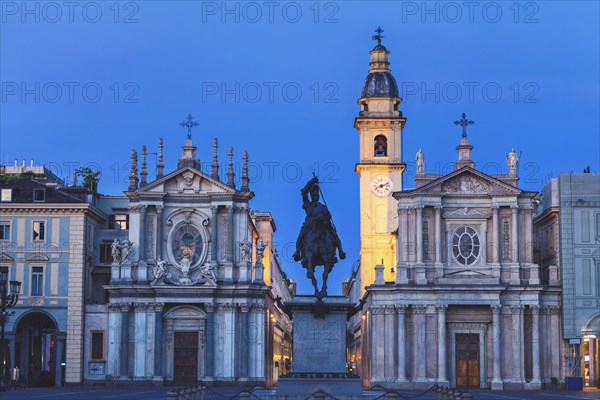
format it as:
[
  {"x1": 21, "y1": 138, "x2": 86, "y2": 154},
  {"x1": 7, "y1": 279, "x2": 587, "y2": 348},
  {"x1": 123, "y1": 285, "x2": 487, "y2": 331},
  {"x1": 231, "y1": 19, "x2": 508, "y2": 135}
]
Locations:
[
  {"x1": 163, "y1": 306, "x2": 207, "y2": 384},
  {"x1": 15, "y1": 312, "x2": 60, "y2": 387},
  {"x1": 582, "y1": 314, "x2": 600, "y2": 388}
]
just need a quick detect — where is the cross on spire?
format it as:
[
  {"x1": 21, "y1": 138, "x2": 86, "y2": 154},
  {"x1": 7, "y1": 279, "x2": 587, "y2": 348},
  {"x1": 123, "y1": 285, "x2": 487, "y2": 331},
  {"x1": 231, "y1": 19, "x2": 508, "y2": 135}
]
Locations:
[
  {"x1": 372, "y1": 26, "x2": 384, "y2": 45},
  {"x1": 180, "y1": 114, "x2": 200, "y2": 139},
  {"x1": 454, "y1": 112, "x2": 474, "y2": 138}
]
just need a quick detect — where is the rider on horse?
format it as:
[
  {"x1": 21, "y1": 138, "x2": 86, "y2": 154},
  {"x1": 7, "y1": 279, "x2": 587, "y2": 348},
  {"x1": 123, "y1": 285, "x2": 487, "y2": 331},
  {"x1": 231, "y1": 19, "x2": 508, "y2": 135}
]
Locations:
[{"x1": 293, "y1": 176, "x2": 345, "y2": 298}]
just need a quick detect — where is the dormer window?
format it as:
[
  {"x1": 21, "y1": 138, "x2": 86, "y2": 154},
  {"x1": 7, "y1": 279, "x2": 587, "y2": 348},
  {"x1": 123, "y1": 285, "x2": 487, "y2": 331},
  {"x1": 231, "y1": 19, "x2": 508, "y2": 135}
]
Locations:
[
  {"x1": 374, "y1": 135, "x2": 387, "y2": 157},
  {"x1": 109, "y1": 214, "x2": 129, "y2": 230},
  {"x1": 34, "y1": 188, "x2": 45, "y2": 202}
]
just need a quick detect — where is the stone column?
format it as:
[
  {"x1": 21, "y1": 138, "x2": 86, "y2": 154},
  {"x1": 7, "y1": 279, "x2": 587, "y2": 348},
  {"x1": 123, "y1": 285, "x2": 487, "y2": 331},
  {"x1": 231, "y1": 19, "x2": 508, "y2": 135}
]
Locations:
[
  {"x1": 416, "y1": 206, "x2": 423, "y2": 264},
  {"x1": 436, "y1": 304, "x2": 448, "y2": 384},
  {"x1": 491, "y1": 304, "x2": 503, "y2": 390},
  {"x1": 164, "y1": 319, "x2": 174, "y2": 381},
  {"x1": 227, "y1": 206, "x2": 234, "y2": 263},
  {"x1": 107, "y1": 303, "x2": 121, "y2": 377},
  {"x1": 396, "y1": 305, "x2": 408, "y2": 382},
  {"x1": 153, "y1": 303, "x2": 164, "y2": 380},
  {"x1": 210, "y1": 206, "x2": 218, "y2": 263},
  {"x1": 205, "y1": 303, "x2": 215, "y2": 378},
  {"x1": 434, "y1": 206, "x2": 442, "y2": 264},
  {"x1": 384, "y1": 305, "x2": 396, "y2": 378},
  {"x1": 253, "y1": 304, "x2": 266, "y2": 380},
  {"x1": 434, "y1": 206, "x2": 443, "y2": 281},
  {"x1": 134, "y1": 303, "x2": 147, "y2": 379},
  {"x1": 54, "y1": 333, "x2": 65, "y2": 386},
  {"x1": 492, "y1": 205, "x2": 499, "y2": 264},
  {"x1": 8, "y1": 336, "x2": 16, "y2": 382},
  {"x1": 371, "y1": 305, "x2": 385, "y2": 380},
  {"x1": 510, "y1": 305, "x2": 524, "y2": 384},
  {"x1": 524, "y1": 206, "x2": 534, "y2": 264},
  {"x1": 396, "y1": 208, "x2": 409, "y2": 284},
  {"x1": 240, "y1": 304, "x2": 250, "y2": 378},
  {"x1": 510, "y1": 205, "x2": 520, "y2": 284},
  {"x1": 155, "y1": 206, "x2": 163, "y2": 258},
  {"x1": 402, "y1": 207, "x2": 409, "y2": 263},
  {"x1": 247, "y1": 304, "x2": 256, "y2": 379},
  {"x1": 511, "y1": 205, "x2": 519, "y2": 264},
  {"x1": 412, "y1": 305, "x2": 427, "y2": 382},
  {"x1": 415, "y1": 206, "x2": 427, "y2": 284},
  {"x1": 120, "y1": 303, "x2": 130, "y2": 380},
  {"x1": 138, "y1": 205, "x2": 147, "y2": 261},
  {"x1": 531, "y1": 305, "x2": 541, "y2": 385}
]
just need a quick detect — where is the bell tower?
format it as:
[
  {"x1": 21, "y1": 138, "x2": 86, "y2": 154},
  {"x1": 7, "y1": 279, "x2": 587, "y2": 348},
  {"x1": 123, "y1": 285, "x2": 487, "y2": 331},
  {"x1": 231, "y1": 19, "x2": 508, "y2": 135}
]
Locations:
[{"x1": 355, "y1": 28, "x2": 406, "y2": 292}]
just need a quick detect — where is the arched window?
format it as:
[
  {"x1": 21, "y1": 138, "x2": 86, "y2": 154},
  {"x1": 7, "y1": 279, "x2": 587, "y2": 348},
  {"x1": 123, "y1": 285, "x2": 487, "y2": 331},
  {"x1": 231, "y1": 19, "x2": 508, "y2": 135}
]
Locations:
[{"x1": 374, "y1": 135, "x2": 387, "y2": 157}]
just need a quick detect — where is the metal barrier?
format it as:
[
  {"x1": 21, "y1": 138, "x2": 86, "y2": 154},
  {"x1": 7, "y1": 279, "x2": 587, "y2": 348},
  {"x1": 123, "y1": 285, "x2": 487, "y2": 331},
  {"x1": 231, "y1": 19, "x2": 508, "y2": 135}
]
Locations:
[
  {"x1": 434, "y1": 384, "x2": 474, "y2": 400},
  {"x1": 166, "y1": 385, "x2": 205, "y2": 400}
]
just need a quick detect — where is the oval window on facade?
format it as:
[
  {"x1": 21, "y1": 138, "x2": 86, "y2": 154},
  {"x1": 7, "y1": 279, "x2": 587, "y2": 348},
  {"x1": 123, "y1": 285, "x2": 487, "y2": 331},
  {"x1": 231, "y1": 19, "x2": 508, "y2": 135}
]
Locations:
[{"x1": 452, "y1": 226, "x2": 480, "y2": 266}]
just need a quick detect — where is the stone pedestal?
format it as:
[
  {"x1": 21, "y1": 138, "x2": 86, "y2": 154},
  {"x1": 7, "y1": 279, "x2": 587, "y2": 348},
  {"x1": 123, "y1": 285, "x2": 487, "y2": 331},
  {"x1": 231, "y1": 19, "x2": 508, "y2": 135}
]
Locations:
[{"x1": 277, "y1": 296, "x2": 362, "y2": 397}]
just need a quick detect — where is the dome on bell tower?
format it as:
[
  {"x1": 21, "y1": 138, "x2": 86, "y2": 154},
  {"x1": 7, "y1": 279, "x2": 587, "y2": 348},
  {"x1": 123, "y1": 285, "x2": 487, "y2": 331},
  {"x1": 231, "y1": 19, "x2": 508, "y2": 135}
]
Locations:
[{"x1": 361, "y1": 70, "x2": 399, "y2": 98}]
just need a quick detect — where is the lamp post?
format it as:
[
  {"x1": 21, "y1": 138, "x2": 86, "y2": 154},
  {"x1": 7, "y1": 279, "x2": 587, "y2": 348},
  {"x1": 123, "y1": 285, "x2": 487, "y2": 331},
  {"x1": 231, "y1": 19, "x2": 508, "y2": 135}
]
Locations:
[{"x1": 0, "y1": 279, "x2": 21, "y2": 392}]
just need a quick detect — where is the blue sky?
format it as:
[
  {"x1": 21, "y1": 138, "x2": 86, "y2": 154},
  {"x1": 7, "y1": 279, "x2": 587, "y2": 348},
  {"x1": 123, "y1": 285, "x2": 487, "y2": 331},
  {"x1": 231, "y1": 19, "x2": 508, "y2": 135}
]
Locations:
[{"x1": 2, "y1": 1, "x2": 599, "y2": 294}]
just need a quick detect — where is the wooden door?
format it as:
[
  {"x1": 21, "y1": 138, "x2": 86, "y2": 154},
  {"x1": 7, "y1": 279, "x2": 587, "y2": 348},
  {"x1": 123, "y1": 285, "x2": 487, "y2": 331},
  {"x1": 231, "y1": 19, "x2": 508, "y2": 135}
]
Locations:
[
  {"x1": 173, "y1": 332, "x2": 199, "y2": 384},
  {"x1": 456, "y1": 333, "x2": 479, "y2": 388}
]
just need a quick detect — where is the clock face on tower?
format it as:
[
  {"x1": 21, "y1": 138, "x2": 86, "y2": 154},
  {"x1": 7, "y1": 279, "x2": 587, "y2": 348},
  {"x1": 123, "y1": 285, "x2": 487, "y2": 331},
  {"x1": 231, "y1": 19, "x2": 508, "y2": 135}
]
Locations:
[
  {"x1": 371, "y1": 176, "x2": 393, "y2": 197},
  {"x1": 171, "y1": 224, "x2": 203, "y2": 266}
]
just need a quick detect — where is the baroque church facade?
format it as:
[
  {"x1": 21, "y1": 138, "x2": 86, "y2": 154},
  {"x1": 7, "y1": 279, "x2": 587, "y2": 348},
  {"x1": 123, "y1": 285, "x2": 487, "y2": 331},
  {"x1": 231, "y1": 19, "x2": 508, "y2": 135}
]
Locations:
[
  {"x1": 347, "y1": 38, "x2": 564, "y2": 390},
  {"x1": 82, "y1": 130, "x2": 293, "y2": 386}
]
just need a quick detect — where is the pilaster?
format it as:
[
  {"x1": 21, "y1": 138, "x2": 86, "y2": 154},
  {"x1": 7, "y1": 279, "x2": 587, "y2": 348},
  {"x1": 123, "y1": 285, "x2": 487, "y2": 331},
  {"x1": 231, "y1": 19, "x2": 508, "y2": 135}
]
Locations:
[
  {"x1": 412, "y1": 304, "x2": 428, "y2": 381},
  {"x1": 396, "y1": 304, "x2": 408, "y2": 382},
  {"x1": 491, "y1": 304, "x2": 503, "y2": 390},
  {"x1": 530, "y1": 305, "x2": 542, "y2": 386},
  {"x1": 435, "y1": 304, "x2": 448, "y2": 385}
]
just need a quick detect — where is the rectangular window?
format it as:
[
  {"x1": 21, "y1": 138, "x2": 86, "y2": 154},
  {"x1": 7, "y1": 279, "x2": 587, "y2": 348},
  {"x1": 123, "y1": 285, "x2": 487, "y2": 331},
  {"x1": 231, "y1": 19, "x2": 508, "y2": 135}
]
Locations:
[
  {"x1": 99, "y1": 241, "x2": 113, "y2": 263},
  {"x1": 582, "y1": 259, "x2": 592, "y2": 295},
  {"x1": 0, "y1": 222, "x2": 9, "y2": 240},
  {"x1": 33, "y1": 188, "x2": 45, "y2": 202},
  {"x1": 31, "y1": 266, "x2": 44, "y2": 296},
  {"x1": 109, "y1": 214, "x2": 129, "y2": 230},
  {"x1": 33, "y1": 221, "x2": 45, "y2": 241},
  {"x1": 582, "y1": 211, "x2": 590, "y2": 243},
  {"x1": 90, "y1": 331, "x2": 104, "y2": 360},
  {"x1": 1, "y1": 189, "x2": 11, "y2": 202},
  {"x1": 0, "y1": 266, "x2": 8, "y2": 284}
]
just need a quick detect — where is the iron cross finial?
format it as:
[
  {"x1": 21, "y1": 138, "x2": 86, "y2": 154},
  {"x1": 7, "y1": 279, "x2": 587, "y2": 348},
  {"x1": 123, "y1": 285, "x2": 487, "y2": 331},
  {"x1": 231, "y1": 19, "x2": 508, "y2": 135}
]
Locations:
[
  {"x1": 180, "y1": 114, "x2": 200, "y2": 139},
  {"x1": 454, "y1": 112, "x2": 475, "y2": 138},
  {"x1": 372, "y1": 26, "x2": 384, "y2": 45}
]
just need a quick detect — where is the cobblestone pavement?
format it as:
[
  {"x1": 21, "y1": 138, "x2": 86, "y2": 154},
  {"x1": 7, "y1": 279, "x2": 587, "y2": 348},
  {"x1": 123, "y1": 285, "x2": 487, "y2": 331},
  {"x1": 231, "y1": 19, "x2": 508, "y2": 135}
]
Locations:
[{"x1": 1, "y1": 386, "x2": 598, "y2": 400}]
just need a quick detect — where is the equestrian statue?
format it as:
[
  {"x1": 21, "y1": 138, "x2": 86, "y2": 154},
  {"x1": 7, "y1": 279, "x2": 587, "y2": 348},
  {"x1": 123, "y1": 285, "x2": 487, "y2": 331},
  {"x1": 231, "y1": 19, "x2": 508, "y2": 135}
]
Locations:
[{"x1": 293, "y1": 175, "x2": 345, "y2": 299}]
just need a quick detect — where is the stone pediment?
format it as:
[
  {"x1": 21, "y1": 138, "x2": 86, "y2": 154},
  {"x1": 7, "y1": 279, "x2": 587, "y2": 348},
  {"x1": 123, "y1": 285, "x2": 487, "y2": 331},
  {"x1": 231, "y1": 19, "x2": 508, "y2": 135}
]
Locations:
[
  {"x1": 444, "y1": 207, "x2": 491, "y2": 218},
  {"x1": 445, "y1": 269, "x2": 488, "y2": 277},
  {"x1": 401, "y1": 167, "x2": 522, "y2": 196},
  {"x1": 135, "y1": 167, "x2": 235, "y2": 195},
  {"x1": 442, "y1": 174, "x2": 490, "y2": 193},
  {"x1": 27, "y1": 252, "x2": 49, "y2": 262},
  {"x1": 0, "y1": 253, "x2": 14, "y2": 262}
]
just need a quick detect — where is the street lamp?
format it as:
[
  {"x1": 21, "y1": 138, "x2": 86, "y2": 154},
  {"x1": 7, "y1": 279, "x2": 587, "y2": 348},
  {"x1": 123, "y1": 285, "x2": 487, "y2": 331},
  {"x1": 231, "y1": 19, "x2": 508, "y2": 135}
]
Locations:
[{"x1": 0, "y1": 279, "x2": 21, "y2": 392}]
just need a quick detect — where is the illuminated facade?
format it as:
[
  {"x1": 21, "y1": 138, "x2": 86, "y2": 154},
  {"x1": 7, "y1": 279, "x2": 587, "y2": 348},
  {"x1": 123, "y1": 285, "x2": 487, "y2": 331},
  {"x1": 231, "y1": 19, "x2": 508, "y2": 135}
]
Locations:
[
  {"x1": 82, "y1": 133, "x2": 292, "y2": 386},
  {"x1": 355, "y1": 40, "x2": 406, "y2": 292},
  {"x1": 348, "y1": 38, "x2": 563, "y2": 391}
]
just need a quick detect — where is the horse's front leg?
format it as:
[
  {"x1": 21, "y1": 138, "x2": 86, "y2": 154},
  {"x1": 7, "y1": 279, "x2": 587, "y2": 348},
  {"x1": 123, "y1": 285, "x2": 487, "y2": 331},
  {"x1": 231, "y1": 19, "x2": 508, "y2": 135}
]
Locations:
[
  {"x1": 320, "y1": 264, "x2": 332, "y2": 298},
  {"x1": 306, "y1": 264, "x2": 319, "y2": 297}
]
